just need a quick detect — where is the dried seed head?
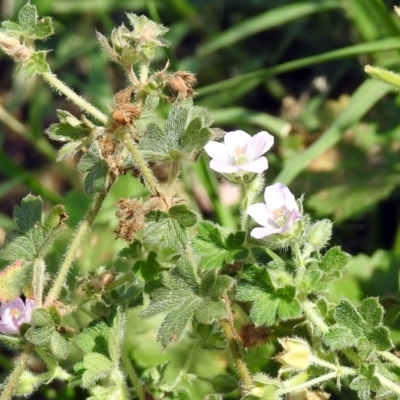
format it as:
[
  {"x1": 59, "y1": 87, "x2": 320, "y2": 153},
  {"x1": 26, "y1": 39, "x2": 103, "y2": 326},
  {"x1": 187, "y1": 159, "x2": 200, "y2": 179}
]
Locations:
[
  {"x1": 165, "y1": 71, "x2": 197, "y2": 100},
  {"x1": 111, "y1": 104, "x2": 142, "y2": 126},
  {"x1": 115, "y1": 199, "x2": 146, "y2": 242},
  {"x1": 239, "y1": 324, "x2": 272, "y2": 348},
  {"x1": 0, "y1": 33, "x2": 34, "y2": 62}
]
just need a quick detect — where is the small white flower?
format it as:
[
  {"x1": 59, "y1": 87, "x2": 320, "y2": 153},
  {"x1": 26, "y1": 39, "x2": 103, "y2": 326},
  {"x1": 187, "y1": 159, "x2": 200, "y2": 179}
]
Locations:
[
  {"x1": 0, "y1": 298, "x2": 35, "y2": 335},
  {"x1": 204, "y1": 130, "x2": 274, "y2": 174},
  {"x1": 247, "y1": 183, "x2": 301, "y2": 239}
]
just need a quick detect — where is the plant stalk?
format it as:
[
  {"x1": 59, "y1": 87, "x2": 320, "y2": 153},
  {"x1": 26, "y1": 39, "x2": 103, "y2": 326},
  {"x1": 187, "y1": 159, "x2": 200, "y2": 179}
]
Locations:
[
  {"x1": 32, "y1": 258, "x2": 45, "y2": 306},
  {"x1": 41, "y1": 72, "x2": 108, "y2": 125},
  {"x1": 0, "y1": 343, "x2": 34, "y2": 400},
  {"x1": 44, "y1": 191, "x2": 107, "y2": 306},
  {"x1": 121, "y1": 352, "x2": 145, "y2": 400},
  {"x1": 219, "y1": 318, "x2": 253, "y2": 389},
  {"x1": 119, "y1": 132, "x2": 161, "y2": 194}
]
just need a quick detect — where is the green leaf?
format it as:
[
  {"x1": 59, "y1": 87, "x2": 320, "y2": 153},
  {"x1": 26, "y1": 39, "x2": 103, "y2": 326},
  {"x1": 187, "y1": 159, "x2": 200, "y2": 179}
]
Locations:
[
  {"x1": 25, "y1": 326, "x2": 55, "y2": 346},
  {"x1": 225, "y1": 231, "x2": 246, "y2": 249},
  {"x1": 349, "y1": 365, "x2": 380, "y2": 400},
  {"x1": 334, "y1": 299, "x2": 365, "y2": 338},
  {"x1": 140, "y1": 257, "x2": 232, "y2": 347},
  {"x1": 165, "y1": 104, "x2": 191, "y2": 145},
  {"x1": 168, "y1": 205, "x2": 198, "y2": 227},
  {"x1": 0, "y1": 260, "x2": 33, "y2": 302},
  {"x1": 323, "y1": 298, "x2": 393, "y2": 351},
  {"x1": 108, "y1": 308, "x2": 126, "y2": 364},
  {"x1": 192, "y1": 222, "x2": 248, "y2": 269},
  {"x1": 82, "y1": 353, "x2": 113, "y2": 388},
  {"x1": 17, "y1": 3, "x2": 53, "y2": 40},
  {"x1": 212, "y1": 374, "x2": 238, "y2": 393},
  {"x1": 320, "y1": 247, "x2": 349, "y2": 274},
  {"x1": 181, "y1": 118, "x2": 211, "y2": 153},
  {"x1": 143, "y1": 214, "x2": 188, "y2": 259},
  {"x1": 77, "y1": 143, "x2": 110, "y2": 195},
  {"x1": 0, "y1": 334, "x2": 24, "y2": 350},
  {"x1": 46, "y1": 110, "x2": 91, "y2": 143},
  {"x1": 359, "y1": 297, "x2": 383, "y2": 327},
  {"x1": 0, "y1": 195, "x2": 67, "y2": 287},
  {"x1": 323, "y1": 326, "x2": 358, "y2": 350},
  {"x1": 50, "y1": 331, "x2": 70, "y2": 359},
  {"x1": 75, "y1": 320, "x2": 110, "y2": 356},
  {"x1": 24, "y1": 51, "x2": 50, "y2": 77},
  {"x1": 87, "y1": 386, "x2": 121, "y2": 400},
  {"x1": 171, "y1": 388, "x2": 191, "y2": 400},
  {"x1": 13, "y1": 195, "x2": 42, "y2": 232},
  {"x1": 32, "y1": 308, "x2": 54, "y2": 327},
  {"x1": 236, "y1": 265, "x2": 301, "y2": 326},
  {"x1": 1, "y1": 3, "x2": 53, "y2": 40},
  {"x1": 139, "y1": 123, "x2": 171, "y2": 162}
]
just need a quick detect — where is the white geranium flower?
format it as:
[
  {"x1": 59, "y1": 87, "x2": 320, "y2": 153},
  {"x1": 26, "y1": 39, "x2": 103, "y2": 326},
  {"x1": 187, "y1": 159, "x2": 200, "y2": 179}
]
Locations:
[
  {"x1": 204, "y1": 130, "x2": 274, "y2": 174},
  {"x1": 247, "y1": 183, "x2": 301, "y2": 239}
]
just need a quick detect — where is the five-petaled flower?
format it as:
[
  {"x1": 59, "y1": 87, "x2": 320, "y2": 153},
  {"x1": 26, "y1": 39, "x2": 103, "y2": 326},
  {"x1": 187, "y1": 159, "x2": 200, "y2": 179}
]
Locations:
[
  {"x1": 0, "y1": 298, "x2": 35, "y2": 335},
  {"x1": 204, "y1": 130, "x2": 274, "y2": 175},
  {"x1": 247, "y1": 183, "x2": 301, "y2": 239}
]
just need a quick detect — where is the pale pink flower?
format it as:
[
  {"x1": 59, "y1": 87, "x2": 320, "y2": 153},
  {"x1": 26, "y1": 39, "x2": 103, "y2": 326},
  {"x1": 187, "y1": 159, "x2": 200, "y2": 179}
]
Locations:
[
  {"x1": 247, "y1": 183, "x2": 301, "y2": 239},
  {"x1": 204, "y1": 130, "x2": 274, "y2": 174},
  {"x1": 0, "y1": 298, "x2": 35, "y2": 335}
]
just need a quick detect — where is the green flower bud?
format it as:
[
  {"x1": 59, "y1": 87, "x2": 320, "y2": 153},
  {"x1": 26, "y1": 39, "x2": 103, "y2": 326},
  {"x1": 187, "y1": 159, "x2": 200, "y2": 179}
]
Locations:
[{"x1": 306, "y1": 219, "x2": 332, "y2": 251}]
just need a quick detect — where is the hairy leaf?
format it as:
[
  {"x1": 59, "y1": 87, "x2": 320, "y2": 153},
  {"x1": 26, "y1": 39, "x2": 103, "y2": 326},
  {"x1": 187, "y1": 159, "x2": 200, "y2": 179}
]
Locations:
[
  {"x1": 140, "y1": 257, "x2": 233, "y2": 347},
  {"x1": 236, "y1": 265, "x2": 301, "y2": 326},
  {"x1": 192, "y1": 222, "x2": 248, "y2": 269}
]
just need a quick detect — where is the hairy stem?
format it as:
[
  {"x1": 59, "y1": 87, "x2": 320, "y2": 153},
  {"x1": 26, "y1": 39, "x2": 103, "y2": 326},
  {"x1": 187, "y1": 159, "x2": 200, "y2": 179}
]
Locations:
[
  {"x1": 378, "y1": 351, "x2": 400, "y2": 368},
  {"x1": 167, "y1": 161, "x2": 180, "y2": 192},
  {"x1": 219, "y1": 318, "x2": 253, "y2": 389},
  {"x1": 119, "y1": 132, "x2": 161, "y2": 194},
  {"x1": 41, "y1": 72, "x2": 108, "y2": 125},
  {"x1": 375, "y1": 372, "x2": 400, "y2": 394},
  {"x1": 301, "y1": 299, "x2": 329, "y2": 334},
  {"x1": 240, "y1": 174, "x2": 264, "y2": 231},
  {"x1": 278, "y1": 371, "x2": 338, "y2": 395},
  {"x1": 121, "y1": 352, "x2": 145, "y2": 400},
  {"x1": 32, "y1": 258, "x2": 45, "y2": 306},
  {"x1": 0, "y1": 343, "x2": 34, "y2": 400},
  {"x1": 44, "y1": 191, "x2": 107, "y2": 306}
]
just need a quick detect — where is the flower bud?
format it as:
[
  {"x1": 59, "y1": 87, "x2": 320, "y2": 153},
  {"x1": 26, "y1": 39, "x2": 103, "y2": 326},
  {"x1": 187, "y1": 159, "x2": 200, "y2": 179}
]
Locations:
[
  {"x1": 306, "y1": 219, "x2": 332, "y2": 251},
  {"x1": 275, "y1": 337, "x2": 311, "y2": 371}
]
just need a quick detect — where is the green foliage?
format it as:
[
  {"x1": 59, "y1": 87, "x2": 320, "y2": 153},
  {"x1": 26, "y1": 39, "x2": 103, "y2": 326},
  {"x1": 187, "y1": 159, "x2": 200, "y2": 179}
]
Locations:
[
  {"x1": 140, "y1": 257, "x2": 233, "y2": 347},
  {"x1": 191, "y1": 221, "x2": 248, "y2": 269},
  {"x1": 77, "y1": 143, "x2": 110, "y2": 195},
  {"x1": 1, "y1": 2, "x2": 53, "y2": 40},
  {"x1": 236, "y1": 264, "x2": 302, "y2": 326},
  {"x1": 46, "y1": 110, "x2": 93, "y2": 160},
  {"x1": 323, "y1": 298, "x2": 393, "y2": 356},
  {"x1": 2, "y1": 1, "x2": 400, "y2": 399},
  {"x1": 0, "y1": 195, "x2": 67, "y2": 301},
  {"x1": 139, "y1": 102, "x2": 213, "y2": 162}
]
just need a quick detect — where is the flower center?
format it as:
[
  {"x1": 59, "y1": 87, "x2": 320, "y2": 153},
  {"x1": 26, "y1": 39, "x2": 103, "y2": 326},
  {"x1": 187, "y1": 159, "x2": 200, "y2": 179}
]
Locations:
[
  {"x1": 272, "y1": 207, "x2": 287, "y2": 227},
  {"x1": 233, "y1": 146, "x2": 248, "y2": 165},
  {"x1": 9, "y1": 308, "x2": 21, "y2": 318}
]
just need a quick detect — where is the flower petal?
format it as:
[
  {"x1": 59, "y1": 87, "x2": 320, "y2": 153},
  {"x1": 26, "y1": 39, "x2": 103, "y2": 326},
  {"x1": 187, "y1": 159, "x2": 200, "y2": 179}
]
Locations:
[
  {"x1": 250, "y1": 225, "x2": 281, "y2": 239},
  {"x1": 209, "y1": 160, "x2": 240, "y2": 173},
  {"x1": 224, "y1": 130, "x2": 251, "y2": 155},
  {"x1": 247, "y1": 203, "x2": 271, "y2": 226},
  {"x1": 20, "y1": 299, "x2": 35, "y2": 324},
  {"x1": 246, "y1": 131, "x2": 274, "y2": 160},
  {"x1": 264, "y1": 183, "x2": 290, "y2": 212},
  {"x1": 0, "y1": 320, "x2": 19, "y2": 335},
  {"x1": 240, "y1": 157, "x2": 268, "y2": 173},
  {"x1": 204, "y1": 141, "x2": 230, "y2": 162},
  {"x1": 0, "y1": 298, "x2": 24, "y2": 323}
]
